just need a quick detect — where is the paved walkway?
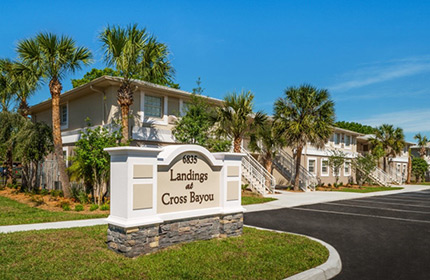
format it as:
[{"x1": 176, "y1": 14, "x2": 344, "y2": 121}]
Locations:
[
  {"x1": 243, "y1": 184, "x2": 430, "y2": 212},
  {"x1": 2, "y1": 185, "x2": 429, "y2": 234},
  {"x1": 0, "y1": 218, "x2": 107, "y2": 234}
]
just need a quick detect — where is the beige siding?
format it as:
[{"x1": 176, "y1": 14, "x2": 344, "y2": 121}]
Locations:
[{"x1": 68, "y1": 92, "x2": 103, "y2": 130}]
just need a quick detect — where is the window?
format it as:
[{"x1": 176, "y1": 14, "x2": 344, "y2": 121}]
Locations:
[
  {"x1": 60, "y1": 104, "x2": 68, "y2": 127},
  {"x1": 321, "y1": 159, "x2": 329, "y2": 176},
  {"x1": 334, "y1": 133, "x2": 340, "y2": 145},
  {"x1": 144, "y1": 95, "x2": 163, "y2": 118},
  {"x1": 344, "y1": 161, "x2": 351, "y2": 176},
  {"x1": 345, "y1": 135, "x2": 351, "y2": 147},
  {"x1": 308, "y1": 159, "x2": 316, "y2": 174},
  {"x1": 396, "y1": 163, "x2": 401, "y2": 174},
  {"x1": 181, "y1": 101, "x2": 191, "y2": 116}
]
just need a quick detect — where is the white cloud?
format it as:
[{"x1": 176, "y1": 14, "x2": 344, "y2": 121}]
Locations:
[
  {"x1": 329, "y1": 56, "x2": 430, "y2": 92},
  {"x1": 356, "y1": 109, "x2": 430, "y2": 133}
]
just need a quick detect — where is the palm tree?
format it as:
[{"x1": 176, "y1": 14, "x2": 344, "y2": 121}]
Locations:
[
  {"x1": 370, "y1": 124, "x2": 405, "y2": 172},
  {"x1": 414, "y1": 133, "x2": 428, "y2": 158},
  {"x1": 249, "y1": 118, "x2": 285, "y2": 174},
  {"x1": 99, "y1": 24, "x2": 174, "y2": 143},
  {"x1": 0, "y1": 59, "x2": 15, "y2": 112},
  {"x1": 274, "y1": 85, "x2": 335, "y2": 191},
  {"x1": 11, "y1": 62, "x2": 40, "y2": 117},
  {"x1": 17, "y1": 33, "x2": 92, "y2": 197},
  {"x1": 215, "y1": 90, "x2": 266, "y2": 153}
]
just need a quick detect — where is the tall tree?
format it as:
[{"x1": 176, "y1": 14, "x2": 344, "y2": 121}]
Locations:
[
  {"x1": 370, "y1": 124, "x2": 405, "y2": 172},
  {"x1": 249, "y1": 118, "x2": 285, "y2": 175},
  {"x1": 414, "y1": 133, "x2": 428, "y2": 158},
  {"x1": 17, "y1": 33, "x2": 92, "y2": 197},
  {"x1": 0, "y1": 59, "x2": 15, "y2": 112},
  {"x1": 99, "y1": 24, "x2": 175, "y2": 143},
  {"x1": 274, "y1": 85, "x2": 335, "y2": 191},
  {"x1": 215, "y1": 90, "x2": 266, "y2": 153},
  {"x1": 173, "y1": 78, "x2": 230, "y2": 152},
  {"x1": 11, "y1": 62, "x2": 41, "y2": 117}
]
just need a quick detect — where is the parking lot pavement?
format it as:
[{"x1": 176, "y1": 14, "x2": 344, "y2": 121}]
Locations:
[{"x1": 245, "y1": 189, "x2": 430, "y2": 280}]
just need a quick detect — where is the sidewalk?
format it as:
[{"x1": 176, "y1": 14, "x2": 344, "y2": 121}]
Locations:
[{"x1": 243, "y1": 184, "x2": 430, "y2": 213}]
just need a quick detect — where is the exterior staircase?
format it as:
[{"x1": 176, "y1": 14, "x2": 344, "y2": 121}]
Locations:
[
  {"x1": 355, "y1": 155, "x2": 402, "y2": 186},
  {"x1": 273, "y1": 148, "x2": 318, "y2": 192},
  {"x1": 240, "y1": 146, "x2": 276, "y2": 196}
]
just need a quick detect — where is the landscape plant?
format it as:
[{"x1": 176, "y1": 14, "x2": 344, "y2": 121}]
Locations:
[
  {"x1": 414, "y1": 133, "x2": 429, "y2": 158},
  {"x1": 328, "y1": 150, "x2": 345, "y2": 186},
  {"x1": 215, "y1": 90, "x2": 265, "y2": 153},
  {"x1": 370, "y1": 124, "x2": 405, "y2": 172},
  {"x1": 274, "y1": 85, "x2": 335, "y2": 191},
  {"x1": 411, "y1": 157, "x2": 429, "y2": 183},
  {"x1": 99, "y1": 24, "x2": 175, "y2": 143},
  {"x1": 173, "y1": 78, "x2": 230, "y2": 152},
  {"x1": 17, "y1": 32, "x2": 92, "y2": 197},
  {"x1": 69, "y1": 122, "x2": 123, "y2": 205},
  {"x1": 352, "y1": 154, "x2": 377, "y2": 187}
]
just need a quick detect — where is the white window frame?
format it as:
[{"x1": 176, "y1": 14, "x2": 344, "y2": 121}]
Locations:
[
  {"x1": 344, "y1": 135, "x2": 351, "y2": 149},
  {"x1": 60, "y1": 102, "x2": 68, "y2": 130},
  {"x1": 334, "y1": 133, "x2": 341, "y2": 146},
  {"x1": 62, "y1": 147, "x2": 69, "y2": 168},
  {"x1": 344, "y1": 160, "x2": 351, "y2": 176},
  {"x1": 321, "y1": 158, "x2": 329, "y2": 176},
  {"x1": 140, "y1": 92, "x2": 168, "y2": 125},
  {"x1": 307, "y1": 157, "x2": 317, "y2": 175}
]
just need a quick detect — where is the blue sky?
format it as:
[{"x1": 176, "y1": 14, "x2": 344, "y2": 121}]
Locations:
[{"x1": 1, "y1": 0, "x2": 429, "y2": 141}]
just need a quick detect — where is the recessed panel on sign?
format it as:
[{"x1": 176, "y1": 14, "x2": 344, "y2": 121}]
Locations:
[{"x1": 157, "y1": 153, "x2": 221, "y2": 214}]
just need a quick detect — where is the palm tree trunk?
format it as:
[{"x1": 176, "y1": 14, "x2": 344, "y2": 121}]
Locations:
[
  {"x1": 50, "y1": 78, "x2": 71, "y2": 198},
  {"x1": 264, "y1": 157, "x2": 273, "y2": 188},
  {"x1": 407, "y1": 150, "x2": 412, "y2": 184},
  {"x1": 293, "y1": 145, "x2": 303, "y2": 191},
  {"x1": 18, "y1": 98, "x2": 30, "y2": 118},
  {"x1": 120, "y1": 105, "x2": 129, "y2": 144},
  {"x1": 233, "y1": 137, "x2": 242, "y2": 153}
]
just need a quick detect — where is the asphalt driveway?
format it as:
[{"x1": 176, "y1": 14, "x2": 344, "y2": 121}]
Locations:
[{"x1": 245, "y1": 189, "x2": 430, "y2": 279}]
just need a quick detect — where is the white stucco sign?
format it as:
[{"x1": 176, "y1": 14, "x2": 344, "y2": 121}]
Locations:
[{"x1": 104, "y1": 145, "x2": 245, "y2": 228}]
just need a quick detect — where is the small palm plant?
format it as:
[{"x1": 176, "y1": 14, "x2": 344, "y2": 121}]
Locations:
[
  {"x1": 414, "y1": 133, "x2": 428, "y2": 158},
  {"x1": 274, "y1": 85, "x2": 335, "y2": 191},
  {"x1": 215, "y1": 90, "x2": 266, "y2": 153},
  {"x1": 370, "y1": 124, "x2": 405, "y2": 172}
]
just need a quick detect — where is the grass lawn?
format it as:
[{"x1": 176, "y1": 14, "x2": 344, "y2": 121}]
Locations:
[
  {"x1": 241, "y1": 191, "x2": 277, "y2": 205},
  {"x1": 0, "y1": 226, "x2": 328, "y2": 280},
  {"x1": 331, "y1": 186, "x2": 403, "y2": 193},
  {"x1": 0, "y1": 195, "x2": 107, "y2": 226}
]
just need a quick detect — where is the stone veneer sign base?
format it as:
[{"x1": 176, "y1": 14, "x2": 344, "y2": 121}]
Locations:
[{"x1": 104, "y1": 145, "x2": 245, "y2": 257}]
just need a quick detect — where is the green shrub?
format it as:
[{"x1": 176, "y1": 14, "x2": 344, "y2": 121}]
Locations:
[
  {"x1": 241, "y1": 184, "x2": 249, "y2": 191},
  {"x1": 100, "y1": 204, "x2": 110, "y2": 211},
  {"x1": 74, "y1": 204, "x2": 84, "y2": 212},
  {"x1": 40, "y1": 189, "x2": 50, "y2": 196},
  {"x1": 30, "y1": 195, "x2": 45, "y2": 206},
  {"x1": 60, "y1": 201, "x2": 70, "y2": 211},
  {"x1": 50, "y1": 190, "x2": 64, "y2": 198},
  {"x1": 327, "y1": 183, "x2": 332, "y2": 188},
  {"x1": 89, "y1": 204, "x2": 99, "y2": 211},
  {"x1": 339, "y1": 182, "x2": 343, "y2": 187}
]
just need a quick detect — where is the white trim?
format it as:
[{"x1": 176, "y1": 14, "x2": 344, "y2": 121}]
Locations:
[
  {"x1": 307, "y1": 157, "x2": 317, "y2": 175},
  {"x1": 321, "y1": 158, "x2": 329, "y2": 177},
  {"x1": 140, "y1": 92, "x2": 168, "y2": 125},
  {"x1": 62, "y1": 147, "x2": 69, "y2": 167},
  {"x1": 60, "y1": 102, "x2": 69, "y2": 130},
  {"x1": 344, "y1": 160, "x2": 351, "y2": 176}
]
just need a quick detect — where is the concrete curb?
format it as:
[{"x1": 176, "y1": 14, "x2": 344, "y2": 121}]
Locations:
[{"x1": 245, "y1": 225, "x2": 342, "y2": 280}]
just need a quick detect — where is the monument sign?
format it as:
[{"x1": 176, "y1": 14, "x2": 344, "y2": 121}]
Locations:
[{"x1": 104, "y1": 145, "x2": 245, "y2": 257}]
